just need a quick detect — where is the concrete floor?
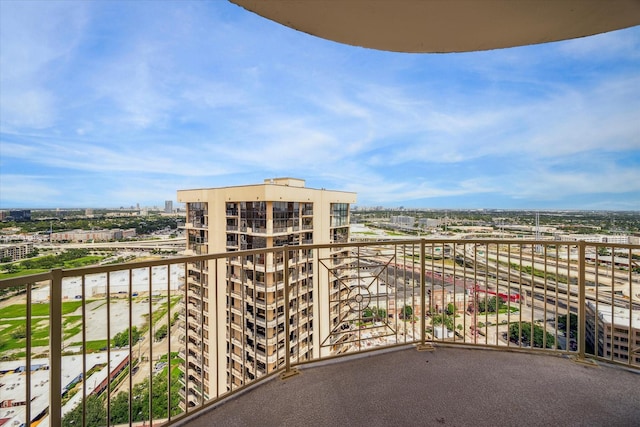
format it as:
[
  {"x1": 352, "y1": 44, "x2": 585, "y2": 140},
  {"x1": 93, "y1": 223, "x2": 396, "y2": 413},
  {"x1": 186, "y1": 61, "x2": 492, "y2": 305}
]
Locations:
[{"x1": 175, "y1": 346, "x2": 640, "y2": 427}]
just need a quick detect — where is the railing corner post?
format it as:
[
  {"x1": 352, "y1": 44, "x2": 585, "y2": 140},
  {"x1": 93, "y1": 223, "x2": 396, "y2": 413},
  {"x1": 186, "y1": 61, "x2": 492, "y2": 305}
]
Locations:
[
  {"x1": 417, "y1": 239, "x2": 434, "y2": 352},
  {"x1": 281, "y1": 246, "x2": 300, "y2": 379},
  {"x1": 50, "y1": 268, "x2": 63, "y2": 426},
  {"x1": 574, "y1": 241, "x2": 595, "y2": 367}
]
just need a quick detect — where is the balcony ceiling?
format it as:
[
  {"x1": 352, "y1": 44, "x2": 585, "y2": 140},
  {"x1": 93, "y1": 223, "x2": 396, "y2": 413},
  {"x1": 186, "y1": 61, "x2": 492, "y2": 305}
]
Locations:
[{"x1": 230, "y1": 0, "x2": 640, "y2": 53}]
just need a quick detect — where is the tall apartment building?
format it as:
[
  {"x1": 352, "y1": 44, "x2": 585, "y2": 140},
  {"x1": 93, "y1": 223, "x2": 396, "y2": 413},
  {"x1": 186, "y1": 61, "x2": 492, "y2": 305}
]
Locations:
[{"x1": 177, "y1": 178, "x2": 356, "y2": 405}]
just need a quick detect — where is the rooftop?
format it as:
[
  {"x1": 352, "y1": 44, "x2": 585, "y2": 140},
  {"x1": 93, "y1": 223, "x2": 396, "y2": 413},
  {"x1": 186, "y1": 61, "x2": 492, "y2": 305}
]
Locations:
[{"x1": 588, "y1": 301, "x2": 640, "y2": 329}]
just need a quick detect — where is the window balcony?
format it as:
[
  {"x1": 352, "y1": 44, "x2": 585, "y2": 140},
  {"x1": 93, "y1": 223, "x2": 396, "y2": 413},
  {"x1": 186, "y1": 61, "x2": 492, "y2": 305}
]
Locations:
[{"x1": 1, "y1": 239, "x2": 638, "y2": 426}]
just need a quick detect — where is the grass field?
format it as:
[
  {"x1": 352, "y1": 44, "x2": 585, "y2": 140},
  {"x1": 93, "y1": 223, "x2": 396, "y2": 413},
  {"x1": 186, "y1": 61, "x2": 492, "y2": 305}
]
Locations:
[
  {"x1": 0, "y1": 301, "x2": 91, "y2": 355},
  {"x1": 67, "y1": 339, "x2": 108, "y2": 352},
  {"x1": 0, "y1": 269, "x2": 48, "y2": 279},
  {"x1": 0, "y1": 318, "x2": 50, "y2": 351},
  {"x1": 0, "y1": 255, "x2": 105, "y2": 280},
  {"x1": 0, "y1": 300, "x2": 84, "y2": 318}
]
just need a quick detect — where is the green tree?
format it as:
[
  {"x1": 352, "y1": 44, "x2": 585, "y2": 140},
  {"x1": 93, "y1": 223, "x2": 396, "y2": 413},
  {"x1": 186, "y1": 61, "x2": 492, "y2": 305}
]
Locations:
[
  {"x1": 478, "y1": 296, "x2": 505, "y2": 313},
  {"x1": 113, "y1": 326, "x2": 141, "y2": 348},
  {"x1": 109, "y1": 391, "x2": 131, "y2": 423},
  {"x1": 401, "y1": 305, "x2": 413, "y2": 319},
  {"x1": 362, "y1": 306, "x2": 387, "y2": 322},
  {"x1": 446, "y1": 303, "x2": 455, "y2": 315},
  {"x1": 172, "y1": 310, "x2": 179, "y2": 325},
  {"x1": 110, "y1": 369, "x2": 183, "y2": 424},
  {"x1": 154, "y1": 324, "x2": 168, "y2": 342},
  {"x1": 11, "y1": 325, "x2": 27, "y2": 339},
  {"x1": 62, "y1": 394, "x2": 106, "y2": 427},
  {"x1": 4, "y1": 264, "x2": 19, "y2": 274},
  {"x1": 431, "y1": 314, "x2": 455, "y2": 331},
  {"x1": 557, "y1": 314, "x2": 578, "y2": 333},
  {"x1": 509, "y1": 322, "x2": 555, "y2": 348}
]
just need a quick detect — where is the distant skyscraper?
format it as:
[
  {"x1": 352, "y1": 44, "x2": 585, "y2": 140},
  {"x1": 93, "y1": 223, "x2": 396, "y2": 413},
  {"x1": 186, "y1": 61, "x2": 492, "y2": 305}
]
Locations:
[
  {"x1": 8, "y1": 210, "x2": 31, "y2": 222},
  {"x1": 165, "y1": 200, "x2": 174, "y2": 213}
]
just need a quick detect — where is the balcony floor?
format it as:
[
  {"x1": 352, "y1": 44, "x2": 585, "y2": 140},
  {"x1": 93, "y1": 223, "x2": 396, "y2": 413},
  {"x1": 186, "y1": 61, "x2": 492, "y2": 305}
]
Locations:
[{"x1": 177, "y1": 346, "x2": 640, "y2": 427}]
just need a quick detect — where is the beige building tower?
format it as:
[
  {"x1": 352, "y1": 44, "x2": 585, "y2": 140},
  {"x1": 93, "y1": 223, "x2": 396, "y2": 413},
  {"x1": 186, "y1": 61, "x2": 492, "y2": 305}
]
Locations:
[{"x1": 177, "y1": 178, "x2": 356, "y2": 405}]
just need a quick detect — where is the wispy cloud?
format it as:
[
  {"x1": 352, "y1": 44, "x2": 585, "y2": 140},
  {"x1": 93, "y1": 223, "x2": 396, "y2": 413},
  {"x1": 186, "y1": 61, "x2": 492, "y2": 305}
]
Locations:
[{"x1": 0, "y1": 1, "x2": 88, "y2": 130}]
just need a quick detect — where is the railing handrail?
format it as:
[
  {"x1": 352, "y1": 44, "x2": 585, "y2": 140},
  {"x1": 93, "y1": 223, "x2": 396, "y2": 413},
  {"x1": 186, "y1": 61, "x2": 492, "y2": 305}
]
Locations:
[{"x1": 3, "y1": 238, "x2": 638, "y2": 289}]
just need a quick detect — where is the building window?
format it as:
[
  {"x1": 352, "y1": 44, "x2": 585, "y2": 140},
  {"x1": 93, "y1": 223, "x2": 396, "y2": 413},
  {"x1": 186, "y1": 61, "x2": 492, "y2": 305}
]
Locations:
[
  {"x1": 331, "y1": 227, "x2": 348, "y2": 243},
  {"x1": 302, "y1": 203, "x2": 313, "y2": 215},
  {"x1": 241, "y1": 201, "x2": 267, "y2": 232},
  {"x1": 330, "y1": 203, "x2": 349, "y2": 227},
  {"x1": 187, "y1": 202, "x2": 207, "y2": 228},
  {"x1": 273, "y1": 202, "x2": 300, "y2": 231}
]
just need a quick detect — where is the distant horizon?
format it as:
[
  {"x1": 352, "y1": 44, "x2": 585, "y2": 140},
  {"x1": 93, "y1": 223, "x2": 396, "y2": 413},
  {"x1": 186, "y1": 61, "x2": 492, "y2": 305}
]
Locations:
[
  {"x1": 2, "y1": 205, "x2": 639, "y2": 214},
  {"x1": 1, "y1": 2, "x2": 639, "y2": 210}
]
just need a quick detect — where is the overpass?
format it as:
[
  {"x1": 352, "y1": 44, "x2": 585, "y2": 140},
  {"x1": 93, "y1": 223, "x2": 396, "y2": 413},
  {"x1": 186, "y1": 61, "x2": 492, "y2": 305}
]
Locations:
[{"x1": 39, "y1": 237, "x2": 186, "y2": 252}]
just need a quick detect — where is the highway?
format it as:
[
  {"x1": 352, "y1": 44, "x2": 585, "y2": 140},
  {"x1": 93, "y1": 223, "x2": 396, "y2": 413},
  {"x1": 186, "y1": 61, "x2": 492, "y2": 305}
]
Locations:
[
  {"x1": 38, "y1": 237, "x2": 186, "y2": 252},
  {"x1": 362, "y1": 243, "x2": 640, "y2": 314}
]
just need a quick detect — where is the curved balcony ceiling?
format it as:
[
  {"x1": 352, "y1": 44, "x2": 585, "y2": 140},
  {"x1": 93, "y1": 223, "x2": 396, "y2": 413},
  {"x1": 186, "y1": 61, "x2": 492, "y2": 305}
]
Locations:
[{"x1": 230, "y1": 0, "x2": 640, "y2": 53}]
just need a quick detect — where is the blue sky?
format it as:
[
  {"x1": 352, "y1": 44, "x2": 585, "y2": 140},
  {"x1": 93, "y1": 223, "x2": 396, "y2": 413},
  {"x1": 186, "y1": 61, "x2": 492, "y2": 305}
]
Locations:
[{"x1": 1, "y1": 1, "x2": 639, "y2": 210}]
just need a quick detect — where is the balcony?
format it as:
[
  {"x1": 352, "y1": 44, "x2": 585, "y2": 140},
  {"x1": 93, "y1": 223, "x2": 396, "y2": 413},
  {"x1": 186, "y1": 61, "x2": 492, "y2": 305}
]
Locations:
[
  {"x1": 1, "y1": 239, "x2": 638, "y2": 426},
  {"x1": 180, "y1": 345, "x2": 640, "y2": 426}
]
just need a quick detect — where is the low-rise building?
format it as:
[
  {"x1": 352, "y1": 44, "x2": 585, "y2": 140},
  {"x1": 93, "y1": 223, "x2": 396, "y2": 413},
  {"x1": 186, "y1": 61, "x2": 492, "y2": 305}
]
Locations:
[
  {"x1": 430, "y1": 285, "x2": 467, "y2": 313},
  {"x1": 390, "y1": 215, "x2": 414, "y2": 227},
  {"x1": 586, "y1": 301, "x2": 640, "y2": 365},
  {"x1": 559, "y1": 234, "x2": 630, "y2": 244},
  {"x1": 0, "y1": 242, "x2": 34, "y2": 261},
  {"x1": 418, "y1": 218, "x2": 441, "y2": 228},
  {"x1": 49, "y1": 228, "x2": 136, "y2": 242}
]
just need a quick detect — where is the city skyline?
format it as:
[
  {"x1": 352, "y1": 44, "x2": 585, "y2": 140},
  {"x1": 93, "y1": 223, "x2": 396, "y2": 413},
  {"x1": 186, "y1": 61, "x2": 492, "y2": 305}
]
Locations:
[{"x1": 1, "y1": 1, "x2": 639, "y2": 210}]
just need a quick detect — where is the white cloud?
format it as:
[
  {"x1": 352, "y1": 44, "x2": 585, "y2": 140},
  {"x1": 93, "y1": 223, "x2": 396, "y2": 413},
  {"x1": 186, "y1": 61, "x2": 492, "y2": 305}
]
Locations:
[
  {"x1": 0, "y1": 175, "x2": 62, "y2": 208},
  {"x1": 501, "y1": 165, "x2": 640, "y2": 201},
  {"x1": 558, "y1": 27, "x2": 640, "y2": 60},
  {"x1": 0, "y1": 1, "x2": 88, "y2": 130}
]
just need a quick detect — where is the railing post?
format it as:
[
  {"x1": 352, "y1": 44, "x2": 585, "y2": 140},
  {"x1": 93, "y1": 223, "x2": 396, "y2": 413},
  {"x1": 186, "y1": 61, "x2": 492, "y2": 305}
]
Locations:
[
  {"x1": 578, "y1": 242, "x2": 586, "y2": 359},
  {"x1": 50, "y1": 268, "x2": 63, "y2": 426},
  {"x1": 281, "y1": 246, "x2": 299, "y2": 379},
  {"x1": 575, "y1": 241, "x2": 595, "y2": 366},
  {"x1": 417, "y1": 239, "x2": 434, "y2": 352}
]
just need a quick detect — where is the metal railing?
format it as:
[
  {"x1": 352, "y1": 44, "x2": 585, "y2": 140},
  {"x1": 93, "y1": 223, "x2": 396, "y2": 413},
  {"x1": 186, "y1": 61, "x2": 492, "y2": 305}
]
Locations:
[{"x1": 0, "y1": 239, "x2": 638, "y2": 426}]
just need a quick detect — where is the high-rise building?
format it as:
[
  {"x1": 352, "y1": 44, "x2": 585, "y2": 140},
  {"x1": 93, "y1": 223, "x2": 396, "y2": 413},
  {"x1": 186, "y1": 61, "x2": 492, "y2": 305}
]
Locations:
[
  {"x1": 165, "y1": 200, "x2": 174, "y2": 213},
  {"x1": 177, "y1": 178, "x2": 356, "y2": 405},
  {"x1": 8, "y1": 210, "x2": 31, "y2": 222}
]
